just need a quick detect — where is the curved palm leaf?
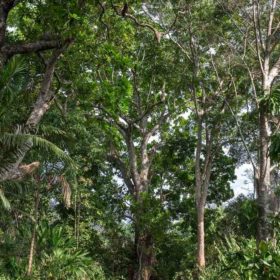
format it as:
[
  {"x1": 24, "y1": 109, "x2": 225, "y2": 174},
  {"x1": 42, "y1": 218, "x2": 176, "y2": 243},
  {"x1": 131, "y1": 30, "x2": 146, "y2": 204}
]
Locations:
[
  {"x1": 0, "y1": 133, "x2": 76, "y2": 170},
  {"x1": 0, "y1": 56, "x2": 27, "y2": 118}
]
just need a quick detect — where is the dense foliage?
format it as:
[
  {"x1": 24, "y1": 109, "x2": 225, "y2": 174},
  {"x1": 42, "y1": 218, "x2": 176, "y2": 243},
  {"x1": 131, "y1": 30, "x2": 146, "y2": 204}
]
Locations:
[{"x1": 1, "y1": 0, "x2": 280, "y2": 279}]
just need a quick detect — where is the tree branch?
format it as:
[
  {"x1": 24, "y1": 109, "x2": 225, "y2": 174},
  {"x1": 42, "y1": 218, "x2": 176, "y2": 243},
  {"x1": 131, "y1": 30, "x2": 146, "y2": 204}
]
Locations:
[
  {"x1": 26, "y1": 43, "x2": 71, "y2": 127},
  {"x1": 2, "y1": 39, "x2": 63, "y2": 57},
  {"x1": 110, "y1": 2, "x2": 161, "y2": 43},
  {"x1": 269, "y1": 55, "x2": 280, "y2": 83},
  {"x1": 224, "y1": 99, "x2": 257, "y2": 172},
  {"x1": 96, "y1": 105, "x2": 128, "y2": 137},
  {"x1": 0, "y1": 43, "x2": 71, "y2": 182},
  {"x1": 107, "y1": 152, "x2": 134, "y2": 194},
  {"x1": 253, "y1": 1, "x2": 265, "y2": 76},
  {"x1": 125, "y1": 129, "x2": 140, "y2": 189}
]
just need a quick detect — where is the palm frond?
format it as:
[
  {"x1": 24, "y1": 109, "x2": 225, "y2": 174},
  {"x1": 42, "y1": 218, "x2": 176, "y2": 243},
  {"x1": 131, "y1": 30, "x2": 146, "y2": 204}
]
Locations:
[
  {"x1": 0, "y1": 56, "x2": 27, "y2": 106},
  {"x1": 0, "y1": 188, "x2": 11, "y2": 210},
  {"x1": 0, "y1": 133, "x2": 76, "y2": 173},
  {"x1": 39, "y1": 125, "x2": 67, "y2": 138}
]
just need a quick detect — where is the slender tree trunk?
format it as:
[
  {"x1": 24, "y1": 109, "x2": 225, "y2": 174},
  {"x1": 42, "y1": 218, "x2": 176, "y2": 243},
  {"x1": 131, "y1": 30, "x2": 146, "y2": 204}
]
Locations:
[
  {"x1": 0, "y1": 1, "x2": 14, "y2": 68},
  {"x1": 254, "y1": 0, "x2": 276, "y2": 238},
  {"x1": 257, "y1": 104, "x2": 271, "y2": 242},
  {"x1": 75, "y1": 191, "x2": 81, "y2": 249},
  {"x1": 27, "y1": 187, "x2": 40, "y2": 276},
  {"x1": 27, "y1": 225, "x2": 36, "y2": 276},
  {"x1": 197, "y1": 205, "x2": 205, "y2": 269},
  {"x1": 195, "y1": 117, "x2": 206, "y2": 270}
]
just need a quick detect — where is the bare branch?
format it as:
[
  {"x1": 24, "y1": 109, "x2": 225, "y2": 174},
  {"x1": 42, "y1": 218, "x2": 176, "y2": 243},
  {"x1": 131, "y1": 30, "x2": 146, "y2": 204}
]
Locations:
[
  {"x1": 2, "y1": 39, "x2": 63, "y2": 57},
  {"x1": 269, "y1": 56, "x2": 280, "y2": 83},
  {"x1": 126, "y1": 13, "x2": 162, "y2": 43},
  {"x1": 133, "y1": 101, "x2": 164, "y2": 124},
  {"x1": 97, "y1": 1, "x2": 110, "y2": 39},
  {"x1": 255, "y1": 0, "x2": 265, "y2": 50},
  {"x1": 243, "y1": 62, "x2": 259, "y2": 109},
  {"x1": 161, "y1": 11, "x2": 179, "y2": 36},
  {"x1": 96, "y1": 105, "x2": 128, "y2": 138},
  {"x1": 107, "y1": 151, "x2": 134, "y2": 194},
  {"x1": 268, "y1": 0, "x2": 277, "y2": 37},
  {"x1": 224, "y1": 99, "x2": 257, "y2": 171},
  {"x1": 270, "y1": 164, "x2": 277, "y2": 172},
  {"x1": 253, "y1": 1, "x2": 265, "y2": 76},
  {"x1": 125, "y1": 129, "x2": 140, "y2": 188},
  {"x1": 26, "y1": 43, "x2": 72, "y2": 127},
  {"x1": 169, "y1": 37, "x2": 191, "y2": 61}
]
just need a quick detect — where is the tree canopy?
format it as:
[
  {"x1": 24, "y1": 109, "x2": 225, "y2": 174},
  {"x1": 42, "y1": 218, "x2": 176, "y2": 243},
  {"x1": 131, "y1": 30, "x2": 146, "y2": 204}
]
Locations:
[{"x1": 1, "y1": 1, "x2": 280, "y2": 279}]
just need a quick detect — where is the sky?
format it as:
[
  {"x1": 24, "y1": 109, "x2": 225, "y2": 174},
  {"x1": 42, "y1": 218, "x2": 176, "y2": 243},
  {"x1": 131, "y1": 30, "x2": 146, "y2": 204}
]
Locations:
[{"x1": 231, "y1": 163, "x2": 254, "y2": 197}]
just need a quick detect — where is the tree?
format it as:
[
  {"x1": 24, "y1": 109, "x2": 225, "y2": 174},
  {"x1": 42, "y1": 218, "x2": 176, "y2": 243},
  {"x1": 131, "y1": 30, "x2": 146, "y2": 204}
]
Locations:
[
  {"x1": 0, "y1": 0, "x2": 79, "y2": 182},
  {"x1": 86, "y1": 16, "x2": 185, "y2": 277},
  {"x1": 142, "y1": 0, "x2": 237, "y2": 269},
  {"x1": 217, "y1": 0, "x2": 280, "y2": 241},
  {"x1": 2, "y1": 1, "x2": 280, "y2": 279}
]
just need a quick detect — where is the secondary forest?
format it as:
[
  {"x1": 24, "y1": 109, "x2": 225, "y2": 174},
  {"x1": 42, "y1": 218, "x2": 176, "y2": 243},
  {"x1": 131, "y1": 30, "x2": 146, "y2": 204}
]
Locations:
[{"x1": 1, "y1": 0, "x2": 280, "y2": 279}]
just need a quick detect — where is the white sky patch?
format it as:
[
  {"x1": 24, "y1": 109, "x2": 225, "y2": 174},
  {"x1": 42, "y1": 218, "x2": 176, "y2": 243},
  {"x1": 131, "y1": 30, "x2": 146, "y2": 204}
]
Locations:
[
  {"x1": 207, "y1": 47, "x2": 216, "y2": 55},
  {"x1": 148, "y1": 132, "x2": 160, "y2": 144},
  {"x1": 231, "y1": 163, "x2": 254, "y2": 197},
  {"x1": 113, "y1": 174, "x2": 123, "y2": 185},
  {"x1": 7, "y1": 26, "x2": 17, "y2": 33},
  {"x1": 142, "y1": 4, "x2": 160, "y2": 22},
  {"x1": 222, "y1": 146, "x2": 230, "y2": 155},
  {"x1": 238, "y1": 105, "x2": 252, "y2": 116},
  {"x1": 163, "y1": 33, "x2": 171, "y2": 40},
  {"x1": 180, "y1": 110, "x2": 191, "y2": 119},
  {"x1": 50, "y1": 198, "x2": 59, "y2": 208}
]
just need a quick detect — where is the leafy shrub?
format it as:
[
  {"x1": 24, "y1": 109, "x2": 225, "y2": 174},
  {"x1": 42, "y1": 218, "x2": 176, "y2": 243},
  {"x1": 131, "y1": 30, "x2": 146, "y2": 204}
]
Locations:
[
  {"x1": 216, "y1": 237, "x2": 280, "y2": 279},
  {"x1": 38, "y1": 248, "x2": 105, "y2": 280}
]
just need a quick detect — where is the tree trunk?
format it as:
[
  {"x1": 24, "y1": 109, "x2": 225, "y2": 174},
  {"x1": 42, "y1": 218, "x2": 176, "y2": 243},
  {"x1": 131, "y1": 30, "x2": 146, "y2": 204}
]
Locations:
[
  {"x1": 257, "y1": 105, "x2": 271, "y2": 242},
  {"x1": 133, "y1": 191, "x2": 154, "y2": 280},
  {"x1": 27, "y1": 187, "x2": 40, "y2": 276},
  {"x1": 133, "y1": 230, "x2": 154, "y2": 280},
  {"x1": 194, "y1": 117, "x2": 207, "y2": 270},
  {"x1": 197, "y1": 206, "x2": 205, "y2": 269},
  {"x1": 27, "y1": 226, "x2": 36, "y2": 276},
  {"x1": 0, "y1": 1, "x2": 12, "y2": 69}
]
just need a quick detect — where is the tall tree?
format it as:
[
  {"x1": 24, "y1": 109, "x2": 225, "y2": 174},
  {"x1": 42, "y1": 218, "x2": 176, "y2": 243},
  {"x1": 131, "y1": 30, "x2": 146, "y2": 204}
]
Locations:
[
  {"x1": 87, "y1": 18, "x2": 184, "y2": 277},
  {"x1": 143, "y1": 0, "x2": 237, "y2": 269},
  {"x1": 218, "y1": 0, "x2": 280, "y2": 241}
]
